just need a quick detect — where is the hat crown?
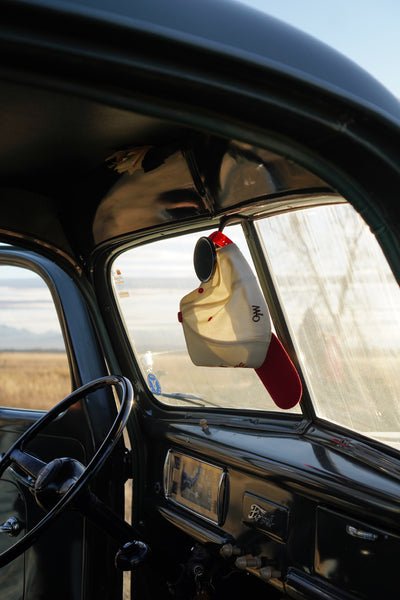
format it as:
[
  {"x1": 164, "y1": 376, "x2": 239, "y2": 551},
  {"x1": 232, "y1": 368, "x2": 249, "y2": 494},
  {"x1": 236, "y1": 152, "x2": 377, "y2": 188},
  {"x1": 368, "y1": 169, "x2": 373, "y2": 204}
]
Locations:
[{"x1": 180, "y1": 243, "x2": 270, "y2": 368}]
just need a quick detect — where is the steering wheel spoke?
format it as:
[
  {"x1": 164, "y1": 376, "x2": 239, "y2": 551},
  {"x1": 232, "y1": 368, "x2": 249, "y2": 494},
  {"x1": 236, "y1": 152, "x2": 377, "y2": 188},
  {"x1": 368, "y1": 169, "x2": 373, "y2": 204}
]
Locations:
[{"x1": 9, "y1": 448, "x2": 47, "y2": 481}]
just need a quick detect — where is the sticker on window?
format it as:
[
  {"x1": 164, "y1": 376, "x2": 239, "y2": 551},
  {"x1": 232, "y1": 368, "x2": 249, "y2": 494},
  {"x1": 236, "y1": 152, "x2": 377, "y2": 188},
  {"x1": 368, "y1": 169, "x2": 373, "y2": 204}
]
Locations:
[{"x1": 113, "y1": 269, "x2": 130, "y2": 298}]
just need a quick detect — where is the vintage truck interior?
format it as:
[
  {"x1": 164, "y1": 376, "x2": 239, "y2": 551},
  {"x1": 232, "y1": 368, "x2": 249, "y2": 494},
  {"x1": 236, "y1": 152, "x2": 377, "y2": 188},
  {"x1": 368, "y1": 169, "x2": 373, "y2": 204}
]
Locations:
[{"x1": 1, "y1": 1, "x2": 400, "y2": 599}]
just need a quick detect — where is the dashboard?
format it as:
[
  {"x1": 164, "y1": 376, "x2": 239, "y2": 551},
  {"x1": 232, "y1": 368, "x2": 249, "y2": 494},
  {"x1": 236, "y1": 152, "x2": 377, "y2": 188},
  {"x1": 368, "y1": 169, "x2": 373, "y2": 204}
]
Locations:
[{"x1": 155, "y1": 438, "x2": 400, "y2": 600}]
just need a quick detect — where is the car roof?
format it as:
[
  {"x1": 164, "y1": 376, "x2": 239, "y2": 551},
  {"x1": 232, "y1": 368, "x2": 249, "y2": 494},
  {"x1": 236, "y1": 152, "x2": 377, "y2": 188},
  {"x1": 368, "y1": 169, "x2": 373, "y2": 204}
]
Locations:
[{"x1": 14, "y1": 0, "x2": 400, "y2": 124}]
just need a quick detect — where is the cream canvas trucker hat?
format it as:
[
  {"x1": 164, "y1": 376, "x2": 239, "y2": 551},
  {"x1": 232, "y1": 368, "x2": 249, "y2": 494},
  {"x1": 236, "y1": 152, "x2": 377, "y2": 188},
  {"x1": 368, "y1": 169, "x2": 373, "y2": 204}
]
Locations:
[{"x1": 178, "y1": 231, "x2": 302, "y2": 409}]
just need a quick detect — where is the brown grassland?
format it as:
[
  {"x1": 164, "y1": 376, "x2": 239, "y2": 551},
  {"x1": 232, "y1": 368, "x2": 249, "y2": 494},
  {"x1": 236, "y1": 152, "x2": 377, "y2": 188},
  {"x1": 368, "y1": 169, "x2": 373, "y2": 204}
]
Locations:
[{"x1": 0, "y1": 352, "x2": 71, "y2": 410}]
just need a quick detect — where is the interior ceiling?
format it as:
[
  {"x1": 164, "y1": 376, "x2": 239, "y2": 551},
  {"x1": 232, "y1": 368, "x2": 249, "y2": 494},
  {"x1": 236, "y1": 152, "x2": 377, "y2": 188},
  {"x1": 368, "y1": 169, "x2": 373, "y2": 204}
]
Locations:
[
  {"x1": 0, "y1": 79, "x2": 196, "y2": 265},
  {"x1": 0, "y1": 78, "x2": 333, "y2": 268},
  {"x1": 0, "y1": 80, "x2": 187, "y2": 191}
]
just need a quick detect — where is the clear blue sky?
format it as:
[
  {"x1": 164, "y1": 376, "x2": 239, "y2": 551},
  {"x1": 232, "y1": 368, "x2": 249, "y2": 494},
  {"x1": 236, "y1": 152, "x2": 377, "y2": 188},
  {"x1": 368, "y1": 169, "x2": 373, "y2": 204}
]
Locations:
[{"x1": 237, "y1": 0, "x2": 400, "y2": 98}]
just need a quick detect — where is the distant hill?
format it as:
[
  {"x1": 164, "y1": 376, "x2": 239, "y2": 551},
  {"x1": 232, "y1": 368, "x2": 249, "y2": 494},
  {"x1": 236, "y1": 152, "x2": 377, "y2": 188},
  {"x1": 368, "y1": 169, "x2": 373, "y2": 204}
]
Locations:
[{"x1": 0, "y1": 324, "x2": 64, "y2": 351}]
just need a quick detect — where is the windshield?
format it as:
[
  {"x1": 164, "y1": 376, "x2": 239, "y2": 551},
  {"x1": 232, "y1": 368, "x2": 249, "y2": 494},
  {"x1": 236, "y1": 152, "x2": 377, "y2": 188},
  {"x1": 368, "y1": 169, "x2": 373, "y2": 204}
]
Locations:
[{"x1": 111, "y1": 225, "x2": 301, "y2": 413}]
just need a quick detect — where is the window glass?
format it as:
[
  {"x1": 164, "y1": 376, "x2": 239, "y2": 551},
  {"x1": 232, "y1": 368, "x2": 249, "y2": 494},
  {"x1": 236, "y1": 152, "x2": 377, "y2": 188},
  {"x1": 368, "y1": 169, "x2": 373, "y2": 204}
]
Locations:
[
  {"x1": 257, "y1": 203, "x2": 400, "y2": 449},
  {"x1": 0, "y1": 266, "x2": 70, "y2": 409},
  {"x1": 112, "y1": 226, "x2": 301, "y2": 413}
]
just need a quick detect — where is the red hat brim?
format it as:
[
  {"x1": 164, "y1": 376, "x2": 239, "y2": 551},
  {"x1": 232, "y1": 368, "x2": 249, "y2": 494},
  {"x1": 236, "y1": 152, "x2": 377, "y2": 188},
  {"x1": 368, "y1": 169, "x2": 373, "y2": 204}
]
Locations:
[{"x1": 255, "y1": 333, "x2": 302, "y2": 409}]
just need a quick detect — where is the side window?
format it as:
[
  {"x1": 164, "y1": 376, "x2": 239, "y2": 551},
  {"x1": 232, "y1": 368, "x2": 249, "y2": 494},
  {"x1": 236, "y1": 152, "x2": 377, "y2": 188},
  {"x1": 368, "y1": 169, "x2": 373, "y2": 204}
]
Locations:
[
  {"x1": 0, "y1": 265, "x2": 70, "y2": 410},
  {"x1": 258, "y1": 203, "x2": 400, "y2": 449},
  {"x1": 112, "y1": 226, "x2": 301, "y2": 413}
]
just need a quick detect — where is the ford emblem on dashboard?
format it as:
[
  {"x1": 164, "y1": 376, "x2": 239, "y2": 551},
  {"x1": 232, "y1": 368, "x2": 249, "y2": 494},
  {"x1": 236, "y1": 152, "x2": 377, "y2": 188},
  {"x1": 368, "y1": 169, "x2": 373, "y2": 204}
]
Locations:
[
  {"x1": 248, "y1": 504, "x2": 276, "y2": 528},
  {"x1": 243, "y1": 493, "x2": 289, "y2": 542}
]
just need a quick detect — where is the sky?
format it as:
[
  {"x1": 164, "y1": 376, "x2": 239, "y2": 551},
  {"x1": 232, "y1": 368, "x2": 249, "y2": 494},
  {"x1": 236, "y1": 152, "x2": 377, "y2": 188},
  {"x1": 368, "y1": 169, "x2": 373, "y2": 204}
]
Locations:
[{"x1": 237, "y1": 0, "x2": 400, "y2": 99}]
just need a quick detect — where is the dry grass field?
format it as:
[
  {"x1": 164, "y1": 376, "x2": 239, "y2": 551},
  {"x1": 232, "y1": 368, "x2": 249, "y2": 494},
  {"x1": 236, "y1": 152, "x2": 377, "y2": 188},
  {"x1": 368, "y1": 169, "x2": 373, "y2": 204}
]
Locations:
[{"x1": 0, "y1": 352, "x2": 71, "y2": 410}]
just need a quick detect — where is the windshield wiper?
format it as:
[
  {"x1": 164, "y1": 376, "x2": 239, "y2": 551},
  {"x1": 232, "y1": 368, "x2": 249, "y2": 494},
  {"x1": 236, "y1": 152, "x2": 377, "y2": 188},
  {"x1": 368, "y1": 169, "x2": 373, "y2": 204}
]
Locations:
[{"x1": 158, "y1": 392, "x2": 219, "y2": 407}]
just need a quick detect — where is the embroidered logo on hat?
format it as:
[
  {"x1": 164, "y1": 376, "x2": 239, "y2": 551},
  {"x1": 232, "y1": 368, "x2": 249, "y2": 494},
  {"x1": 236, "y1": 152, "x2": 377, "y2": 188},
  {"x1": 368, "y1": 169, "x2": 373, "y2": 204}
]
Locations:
[{"x1": 178, "y1": 231, "x2": 302, "y2": 409}]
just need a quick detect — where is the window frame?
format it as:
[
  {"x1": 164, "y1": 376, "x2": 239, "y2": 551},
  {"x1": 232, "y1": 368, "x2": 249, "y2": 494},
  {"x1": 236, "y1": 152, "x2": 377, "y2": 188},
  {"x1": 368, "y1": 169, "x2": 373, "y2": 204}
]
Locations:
[
  {"x1": 105, "y1": 212, "x2": 311, "y2": 422},
  {"x1": 103, "y1": 193, "x2": 400, "y2": 454},
  {"x1": 0, "y1": 246, "x2": 111, "y2": 397},
  {"x1": 110, "y1": 222, "x2": 298, "y2": 414}
]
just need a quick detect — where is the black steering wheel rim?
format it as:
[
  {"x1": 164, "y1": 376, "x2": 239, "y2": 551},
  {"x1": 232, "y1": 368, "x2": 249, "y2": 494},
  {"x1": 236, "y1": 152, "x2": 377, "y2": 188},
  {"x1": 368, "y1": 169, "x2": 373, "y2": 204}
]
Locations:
[{"x1": 0, "y1": 374, "x2": 133, "y2": 567}]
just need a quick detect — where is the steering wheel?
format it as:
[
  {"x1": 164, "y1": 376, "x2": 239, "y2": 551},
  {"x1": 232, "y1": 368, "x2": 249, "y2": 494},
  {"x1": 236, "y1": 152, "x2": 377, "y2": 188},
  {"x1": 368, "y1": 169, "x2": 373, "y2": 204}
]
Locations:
[{"x1": 0, "y1": 375, "x2": 141, "y2": 567}]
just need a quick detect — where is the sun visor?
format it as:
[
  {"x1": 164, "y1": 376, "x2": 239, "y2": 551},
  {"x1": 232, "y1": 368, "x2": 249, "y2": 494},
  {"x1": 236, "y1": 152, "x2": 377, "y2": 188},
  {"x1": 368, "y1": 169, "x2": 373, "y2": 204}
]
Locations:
[{"x1": 178, "y1": 231, "x2": 302, "y2": 409}]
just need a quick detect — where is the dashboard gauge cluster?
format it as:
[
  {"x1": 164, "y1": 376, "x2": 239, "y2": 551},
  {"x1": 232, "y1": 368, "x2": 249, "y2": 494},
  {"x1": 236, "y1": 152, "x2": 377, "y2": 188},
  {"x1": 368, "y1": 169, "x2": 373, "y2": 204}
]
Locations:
[{"x1": 163, "y1": 450, "x2": 228, "y2": 525}]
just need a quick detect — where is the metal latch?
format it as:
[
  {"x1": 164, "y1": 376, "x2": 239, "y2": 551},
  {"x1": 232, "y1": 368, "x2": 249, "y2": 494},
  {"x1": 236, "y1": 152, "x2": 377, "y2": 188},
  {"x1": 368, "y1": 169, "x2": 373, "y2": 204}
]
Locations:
[{"x1": 0, "y1": 517, "x2": 22, "y2": 537}]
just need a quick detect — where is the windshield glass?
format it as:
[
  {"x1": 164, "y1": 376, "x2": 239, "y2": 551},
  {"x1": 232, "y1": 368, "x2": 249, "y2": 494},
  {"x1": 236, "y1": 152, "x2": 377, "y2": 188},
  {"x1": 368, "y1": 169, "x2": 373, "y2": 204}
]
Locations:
[
  {"x1": 111, "y1": 225, "x2": 301, "y2": 413},
  {"x1": 258, "y1": 203, "x2": 400, "y2": 448}
]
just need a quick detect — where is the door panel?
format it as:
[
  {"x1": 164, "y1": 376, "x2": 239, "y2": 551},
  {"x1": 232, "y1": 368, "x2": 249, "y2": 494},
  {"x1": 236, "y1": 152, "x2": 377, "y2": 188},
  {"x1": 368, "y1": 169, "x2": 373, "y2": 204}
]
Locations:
[
  {"x1": 0, "y1": 479, "x2": 25, "y2": 600},
  {"x1": 0, "y1": 249, "x2": 125, "y2": 600},
  {"x1": 0, "y1": 401, "x2": 88, "y2": 599}
]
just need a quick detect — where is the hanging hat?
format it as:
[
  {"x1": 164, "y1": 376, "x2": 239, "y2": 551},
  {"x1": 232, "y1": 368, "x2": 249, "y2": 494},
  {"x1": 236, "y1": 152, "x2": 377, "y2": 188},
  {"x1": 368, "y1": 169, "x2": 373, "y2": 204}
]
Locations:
[{"x1": 178, "y1": 231, "x2": 302, "y2": 409}]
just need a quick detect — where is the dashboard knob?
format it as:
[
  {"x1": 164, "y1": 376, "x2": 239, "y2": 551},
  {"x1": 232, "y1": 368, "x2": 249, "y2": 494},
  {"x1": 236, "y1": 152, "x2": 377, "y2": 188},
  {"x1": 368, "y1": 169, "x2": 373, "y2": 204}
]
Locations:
[
  {"x1": 259, "y1": 566, "x2": 281, "y2": 581},
  {"x1": 235, "y1": 556, "x2": 262, "y2": 569},
  {"x1": 220, "y1": 543, "x2": 241, "y2": 558}
]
